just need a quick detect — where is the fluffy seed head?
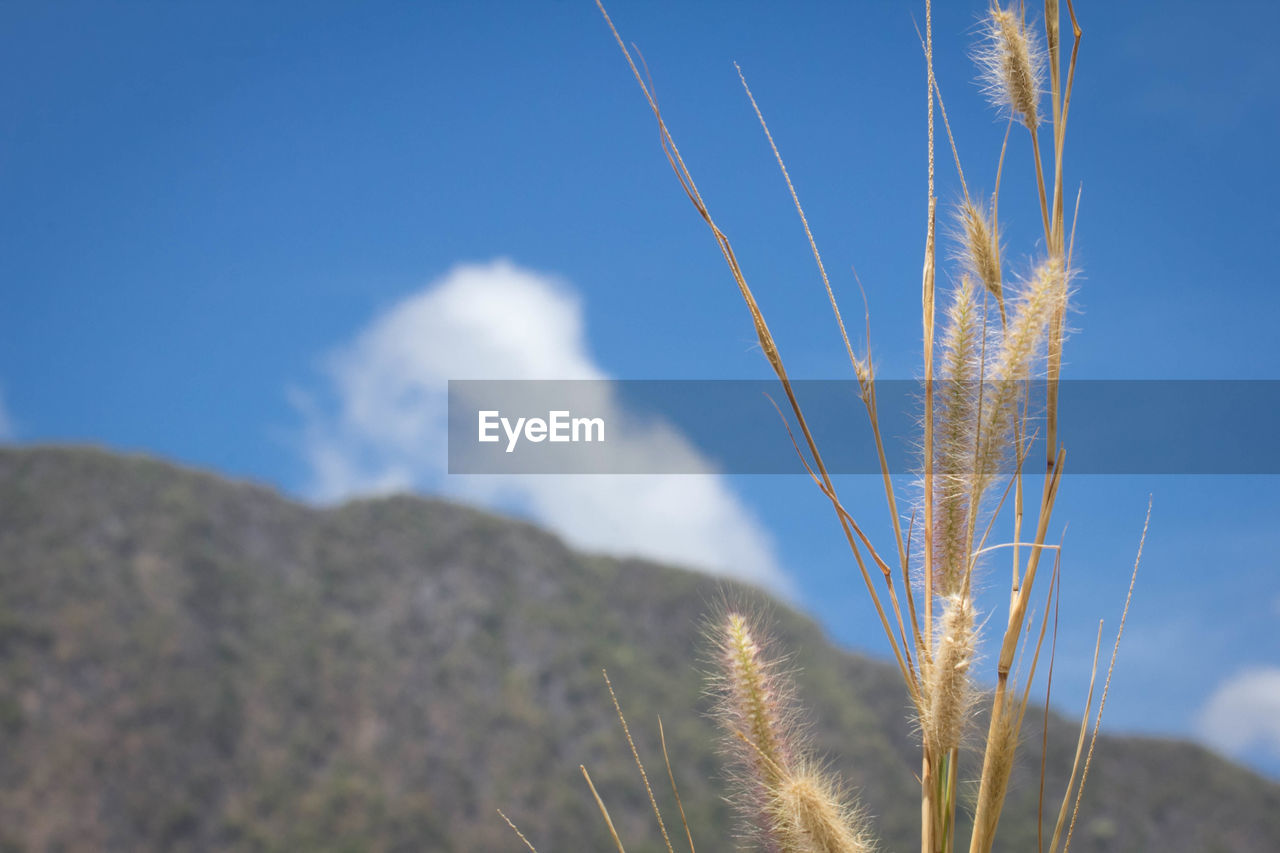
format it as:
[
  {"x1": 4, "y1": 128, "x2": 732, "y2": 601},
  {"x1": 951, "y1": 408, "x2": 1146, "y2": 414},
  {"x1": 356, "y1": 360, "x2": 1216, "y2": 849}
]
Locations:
[
  {"x1": 934, "y1": 277, "x2": 981, "y2": 595},
  {"x1": 977, "y1": 3, "x2": 1044, "y2": 129},
  {"x1": 710, "y1": 611, "x2": 797, "y2": 847},
  {"x1": 920, "y1": 594, "x2": 978, "y2": 754},
  {"x1": 716, "y1": 612, "x2": 791, "y2": 781},
  {"x1": 710, "y1": 613, "x2": 878, "y2": 852},
  {"x1": 971, "y1": 707, "x2": 1022, "y2": 847},
  {"x1": 769, "y1": 766, "x2": 877, "y2": 853},
  {"x1": 957, "y1": 199, "x2": 1003, "y2": 310},
  {"x1": 975, "y1": 257, "x2": 1067, "y2": 489},
  {"x1": 990, "y1": 257, "x2": 1066, "y2": 385}
]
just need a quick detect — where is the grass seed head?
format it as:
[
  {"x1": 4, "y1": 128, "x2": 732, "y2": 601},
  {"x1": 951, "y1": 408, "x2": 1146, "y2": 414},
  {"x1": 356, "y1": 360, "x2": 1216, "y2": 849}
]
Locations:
[
  {"x1": 716, "y1": 612, "x2": 792, "y2": 779},
  {"x1": 976, "y1": 257, "x2": 1067, "y2": 487},
  {"x1": 957, "y1": 199, "x2": 1004, "y2": 309},
  {"x1": 769, "y1": 765, "x2": 877, "y2": 853},
  {"x1": 971, "y1": 706, "x2": 1022, "y2": 847},
  {"x1": 920, "y1": 594, "x2": 978, "y2": 755},
  {"x1": 935, "y1": 277, "x2": 981, "y2": 595},
  {"x1": 978, "y1": 3, "x2": 1045, "y2": 129},
  {"x1": 710, "y1": 611, "x2": 799, "y2": 847}
]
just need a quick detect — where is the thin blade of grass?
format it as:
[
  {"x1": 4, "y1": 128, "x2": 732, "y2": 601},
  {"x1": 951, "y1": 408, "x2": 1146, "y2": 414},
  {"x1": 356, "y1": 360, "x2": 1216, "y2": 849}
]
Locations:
[
  {"x1": 1018, "y1": 535, "x2": 1066, "y2": 730},
  {"x1": 911, "y1": 22, "x2": 969, "y2": 204},
  {"x1": 992, "y1": 118, "x2": 1012, "y2": 327},
  {"x1": 497, "y1": 810, "x2": 539, "y2": 853},
  {"x1": 922, "y1": 5, "x2": 938, "y2": 850},
  {"x1": 733, "y1": 65, "x2": 860, "y2": 379},
  {"x1": 735, "y1": 64, "x2": 917, "y2": 678},
  {"x1": 604, "y1": 670, "x2": 674, "y2": 853},
  {"x1": 582, "y1": 765, "x2": 627, "y2": 853},
  {"x1": 597, "y1": 0, "x2": 915, "y2": 694},
  {"x1": 764, "y1": 393, "x2": 923, "y2": 702},
  {"x1": 1037, "y1": 551, "x2": 1063, "y2": 853},
  {"x1": 658, "y1": 717, "x2": 696, "y2": 853},
  {"x1": 1063, "y1": 498, "x2": 1150, "y2": 852},
  {"x1": 1047, "y1": 621, "x2": 1103, "y2": 853},
  {"x1": 1050, "y1": 0, "x2": 1083, "y2": 246}
]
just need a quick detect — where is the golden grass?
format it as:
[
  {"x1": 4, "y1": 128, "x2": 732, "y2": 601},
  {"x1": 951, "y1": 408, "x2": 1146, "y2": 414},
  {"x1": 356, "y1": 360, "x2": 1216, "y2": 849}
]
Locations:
[{"x1": 503, "y1": 2, "x2": 1148, "y2": 851}]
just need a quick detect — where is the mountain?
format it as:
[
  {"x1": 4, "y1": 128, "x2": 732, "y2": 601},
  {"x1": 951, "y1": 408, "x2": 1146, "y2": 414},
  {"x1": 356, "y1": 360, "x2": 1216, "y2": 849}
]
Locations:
[{"x1": 0, "y1": 446, "x2": 1276, "y2": 852}]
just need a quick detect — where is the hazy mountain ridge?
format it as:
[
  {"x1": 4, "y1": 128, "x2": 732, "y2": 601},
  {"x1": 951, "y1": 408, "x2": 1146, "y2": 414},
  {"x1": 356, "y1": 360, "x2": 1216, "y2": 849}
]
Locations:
[{"x1": 0, "y1": 446, "x2": 1275, "y2": 851}]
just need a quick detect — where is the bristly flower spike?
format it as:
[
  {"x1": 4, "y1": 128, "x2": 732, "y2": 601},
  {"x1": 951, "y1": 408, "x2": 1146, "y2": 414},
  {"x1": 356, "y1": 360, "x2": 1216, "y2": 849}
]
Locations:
[
  {"x1": 957, "y1": 199, "x2": 1004, "y2": 320},
  {"x1": 977, "y1": 3, "x2": 1045, "y2": 130},
  {"x1": 712, "y1": 612, "x2": 875, "y2": 852}
]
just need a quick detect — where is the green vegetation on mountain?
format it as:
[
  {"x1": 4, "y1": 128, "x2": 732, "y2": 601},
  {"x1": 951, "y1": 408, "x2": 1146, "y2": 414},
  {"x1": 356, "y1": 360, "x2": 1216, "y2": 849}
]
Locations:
[{"x1": 0, "y1": 447, "x2": 1276, "y2": 851}]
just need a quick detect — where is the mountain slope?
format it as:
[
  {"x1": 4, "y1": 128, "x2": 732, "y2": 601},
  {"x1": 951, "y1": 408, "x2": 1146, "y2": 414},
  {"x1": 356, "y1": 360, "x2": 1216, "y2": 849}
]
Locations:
[{"x1": 0, "y1": 447, "x2": 1276, "y2": 851}]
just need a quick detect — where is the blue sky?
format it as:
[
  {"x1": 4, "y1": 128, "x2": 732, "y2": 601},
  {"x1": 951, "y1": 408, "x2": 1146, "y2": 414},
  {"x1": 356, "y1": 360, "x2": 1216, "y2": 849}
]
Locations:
[{"x1": 2, "y1": 1, "x2": 1279, "y2": 778}]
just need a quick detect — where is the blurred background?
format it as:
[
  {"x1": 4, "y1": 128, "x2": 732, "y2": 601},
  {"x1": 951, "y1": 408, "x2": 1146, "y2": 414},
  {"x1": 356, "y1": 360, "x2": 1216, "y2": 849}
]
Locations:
[{"x1": 2, "y1": 0, "x2": 1277, "y2": 785}]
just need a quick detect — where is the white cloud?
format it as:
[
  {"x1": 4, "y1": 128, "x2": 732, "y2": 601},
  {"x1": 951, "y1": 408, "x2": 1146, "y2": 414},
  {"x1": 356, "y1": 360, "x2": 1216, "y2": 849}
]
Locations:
[
  {"x1": 294, "y1": 259, "x2": 790, "y2": 594},
  {"x1": 1196, "y1": 666, "x2": 1280, "y2": 762}
]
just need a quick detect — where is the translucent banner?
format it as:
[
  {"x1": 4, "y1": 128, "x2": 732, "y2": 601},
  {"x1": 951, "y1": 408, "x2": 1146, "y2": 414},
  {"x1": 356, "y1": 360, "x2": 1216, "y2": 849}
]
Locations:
[{"x1": 447, "y1": 380, "x2": 1280, "y2": 475}]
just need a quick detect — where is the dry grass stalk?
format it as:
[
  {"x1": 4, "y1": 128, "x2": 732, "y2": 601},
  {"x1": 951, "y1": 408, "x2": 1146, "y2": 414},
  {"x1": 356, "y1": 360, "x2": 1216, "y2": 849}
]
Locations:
[
  {"x1": 592, "y1": 0, "x2": 922, "y2": 707},
  {"x1": 1059, "y1": 501, "x2": 1148, "y2": 853},
  {"x1": 582, "y1": 764, "x2": 628, "y2": 853},
  {"x1": 659, "y1": 717, "x2": 698, "y2": 853},
  {"x1": 605, "y1": 669, "x2": 676, "y2": 853},
  {"x1": 528, "y1": 2, "x2": 1150, "y2": 852},
  {"x1": 497, "y1": 809, "x2": 539, "y2": 853}
]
